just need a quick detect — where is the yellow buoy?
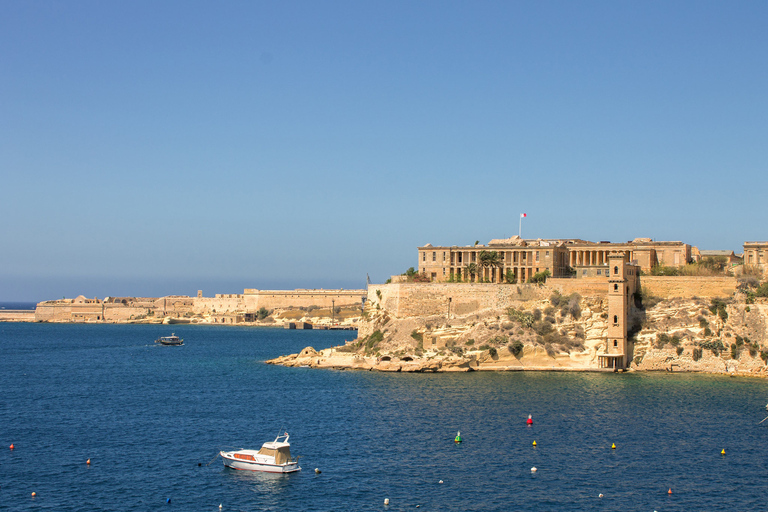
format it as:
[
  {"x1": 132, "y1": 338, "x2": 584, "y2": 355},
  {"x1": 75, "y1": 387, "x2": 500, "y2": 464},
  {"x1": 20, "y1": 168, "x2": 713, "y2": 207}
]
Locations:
[
  {"x1": 611, "y1": 443, "x2": 616, "y2": 449},
  {"x1": 721, "y1": 449, "x2": 726, "y2": 455},
  {"x1": 532, "y1": 440, "x2": 537, "y2": 447}
]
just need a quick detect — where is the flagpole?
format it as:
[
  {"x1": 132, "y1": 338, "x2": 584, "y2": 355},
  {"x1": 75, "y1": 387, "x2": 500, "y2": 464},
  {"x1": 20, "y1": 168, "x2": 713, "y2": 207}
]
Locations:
[{"x1": 519, "y1": 215, "x2": 522, "y2": 238}]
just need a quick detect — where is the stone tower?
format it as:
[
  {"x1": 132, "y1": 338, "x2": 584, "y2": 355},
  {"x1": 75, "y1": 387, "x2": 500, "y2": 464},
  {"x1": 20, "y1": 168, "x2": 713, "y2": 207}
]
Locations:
[{"x1": 600, "y1": 252, "x2": 639, "y2": 370}]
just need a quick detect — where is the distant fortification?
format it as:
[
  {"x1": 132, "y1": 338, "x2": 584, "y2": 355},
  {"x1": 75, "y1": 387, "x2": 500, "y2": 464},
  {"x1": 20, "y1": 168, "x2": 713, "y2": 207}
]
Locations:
[{"x1": 33, "y1": 288, "x2": 366, "y2": 324}]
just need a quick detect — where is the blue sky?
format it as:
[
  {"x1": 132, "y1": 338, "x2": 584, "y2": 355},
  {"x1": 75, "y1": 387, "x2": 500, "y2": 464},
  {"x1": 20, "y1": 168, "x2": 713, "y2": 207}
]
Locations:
[{"x1": 1, "y1": 1, "x2": 766, "y2": 301}]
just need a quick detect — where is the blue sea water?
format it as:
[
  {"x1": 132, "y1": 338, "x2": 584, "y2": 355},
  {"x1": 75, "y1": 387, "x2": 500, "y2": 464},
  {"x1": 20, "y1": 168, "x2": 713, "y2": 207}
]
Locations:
[
  {"x1": 1, "y1": 323, "x2": 768, "y2": 511},
  {"x1": 0, "y1": 302, "x2": 37, "y2": 310}
]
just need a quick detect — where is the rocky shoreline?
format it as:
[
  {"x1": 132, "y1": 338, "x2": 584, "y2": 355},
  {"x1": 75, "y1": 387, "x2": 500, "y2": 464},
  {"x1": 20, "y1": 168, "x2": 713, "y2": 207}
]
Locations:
[{"x1": 268, "y1": 285, "x2": 768, "y2": 378}]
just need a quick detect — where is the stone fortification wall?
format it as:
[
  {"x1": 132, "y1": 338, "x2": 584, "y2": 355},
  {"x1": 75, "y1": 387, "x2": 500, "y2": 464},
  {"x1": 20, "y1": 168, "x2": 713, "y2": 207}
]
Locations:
[
  {"x1": 35, "y1": 302, "x2": 72, "y2": 322},
  {"x1": 244, "y1": 289, "x2": 365, "y2": 310},
  {"x1": 548, "y1": 278, "x2": 608, "y2": 297},
  {"x1": 193, "y1": 297, "x2": 243, "y2": 315},
  {"x1": 368, "y1": 276, "x2": 738, "y2": 320},
  {"x1": 640, "y1": 276, "x2": 737, "y2": 299},
  {"x1": 368, "y1": 283, "x2": 552, "y2": 319}
]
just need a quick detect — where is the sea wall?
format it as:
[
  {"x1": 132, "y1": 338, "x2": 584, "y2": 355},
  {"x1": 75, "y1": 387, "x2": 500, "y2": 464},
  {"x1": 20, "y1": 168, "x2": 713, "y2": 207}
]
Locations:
[{"x1": 0, "y1": 310, "x2": 36, "y2": 322}]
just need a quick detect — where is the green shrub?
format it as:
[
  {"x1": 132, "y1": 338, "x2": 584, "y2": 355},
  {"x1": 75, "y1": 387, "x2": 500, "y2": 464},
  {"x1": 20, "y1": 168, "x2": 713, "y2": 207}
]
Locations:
[
  {"x1": 410, "y1": 330, "x2": 423, "y2": 342},
  {"x1": 488, "y1": 347, "x2": 497, "y2": 357},
  {"x1": 507, "y1": 308, "x2": 534, "y2": 328},
  {"x1": 692, "y1": 348, "x2": 703, "y2": 361},
  {"x1": 508, "y1": 340, "x2": 524, "y2": 356},
  {"x1": 676, "y1": 346, "x2": 684, "y2": 356},
  {"x1": 529, "y1": 270, "x2": 551, "y2": 284}
]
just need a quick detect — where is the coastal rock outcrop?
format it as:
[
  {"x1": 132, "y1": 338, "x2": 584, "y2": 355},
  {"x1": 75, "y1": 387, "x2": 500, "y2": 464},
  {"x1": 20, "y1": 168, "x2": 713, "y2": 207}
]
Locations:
[{"x1": 268, "y1": 282, "x2": 768, "y2": 377}]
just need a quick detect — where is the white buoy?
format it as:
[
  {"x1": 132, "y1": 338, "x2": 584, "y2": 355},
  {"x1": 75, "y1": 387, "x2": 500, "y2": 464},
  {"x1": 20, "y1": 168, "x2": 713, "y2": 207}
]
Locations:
[
  {"x1": 315, "y1": 468, "x2": 321, "y2": 474},
  {"x1": 219, "y1": 505, "x2": 223, "y2": 510},
  {"x1": 384, "y1": 498, "x2": 390, "y2": 505},
  {"x1": 599, "y1": 494, "x2": 604, "y2": 498},
  {"x1": 439, "y1": 480, "x2": 443, "y2": 484},
  {"x1": 531, "y1": 467, "x2": 537, "y2": 473}
]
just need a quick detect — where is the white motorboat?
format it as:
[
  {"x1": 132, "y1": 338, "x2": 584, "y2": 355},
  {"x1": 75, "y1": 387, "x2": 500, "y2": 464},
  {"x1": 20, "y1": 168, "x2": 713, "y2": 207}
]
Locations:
[
  {"x1": 155, "y1": 333, "x2": 183, "y2": 345},
  {"x1": 220, "y1": 432, "x2": 301, "y2": 473}
]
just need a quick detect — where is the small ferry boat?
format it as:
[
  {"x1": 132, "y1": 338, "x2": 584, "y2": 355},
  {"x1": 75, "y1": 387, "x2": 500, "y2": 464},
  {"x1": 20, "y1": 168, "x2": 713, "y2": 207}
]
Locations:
[
  {"x1": 220, "y1": 431, "x2": 301, "y2": 473},
  {"x1": 155, "y1": 333, "x2": 183, "y2": 346}
]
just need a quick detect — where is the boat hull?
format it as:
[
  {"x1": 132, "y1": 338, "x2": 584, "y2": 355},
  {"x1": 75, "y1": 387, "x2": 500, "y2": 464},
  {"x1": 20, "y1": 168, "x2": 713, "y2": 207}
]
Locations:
[{"x1": 220, "y1": 452, "x2": 301, "y2": 473}]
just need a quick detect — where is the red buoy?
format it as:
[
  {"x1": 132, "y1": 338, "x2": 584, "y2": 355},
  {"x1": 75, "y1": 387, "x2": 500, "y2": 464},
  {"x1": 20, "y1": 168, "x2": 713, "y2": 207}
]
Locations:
[
  {"x1": 526, "y1": 415, "x2": 533, "y2": 425},
  {"x1": 9, "y1": 444, "x2": 14, "y2": 450}
]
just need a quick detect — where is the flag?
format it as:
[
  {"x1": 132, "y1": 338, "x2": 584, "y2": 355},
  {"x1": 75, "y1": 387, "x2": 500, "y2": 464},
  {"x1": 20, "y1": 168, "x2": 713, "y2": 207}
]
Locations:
[{"x1": 520, "y1": 213, "x2": 527, "y2": 218}]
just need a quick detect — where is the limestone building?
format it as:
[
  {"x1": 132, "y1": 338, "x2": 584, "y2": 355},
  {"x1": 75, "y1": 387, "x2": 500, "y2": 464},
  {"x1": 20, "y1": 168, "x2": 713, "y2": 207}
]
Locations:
[
  {"x1": 418, "y1": 237, "x2": 692, "y2": 283},
  {"x1": 743, "y1": 242, "x2": 768, "y2": 274}
]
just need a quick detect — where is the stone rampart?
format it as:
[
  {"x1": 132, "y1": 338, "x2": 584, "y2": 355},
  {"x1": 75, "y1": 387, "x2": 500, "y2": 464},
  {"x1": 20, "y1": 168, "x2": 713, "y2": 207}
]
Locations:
[
  {"x1": 640, "y1": 276, "x2": 737, "y2": 299},
  {"x1": 244, "y1": 289, "x2": 366, "y2": 310},
  {"x1": 368, "y1": 283, "x2": 552, "y2": 319}
]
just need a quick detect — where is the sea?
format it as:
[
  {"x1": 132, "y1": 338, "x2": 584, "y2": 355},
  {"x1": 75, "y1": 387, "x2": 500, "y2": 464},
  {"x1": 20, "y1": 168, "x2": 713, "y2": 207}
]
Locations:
[{"x1": 1, "y1": 323, "x2": 767, "y2": 511}]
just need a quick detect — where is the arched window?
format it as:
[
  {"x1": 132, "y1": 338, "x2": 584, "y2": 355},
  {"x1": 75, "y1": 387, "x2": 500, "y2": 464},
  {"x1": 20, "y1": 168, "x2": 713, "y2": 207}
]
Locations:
[
  {"x1": 614, "y1": 284, "x2": 618, "y2": 291},
  {"x1": 614, "y1": 266, "x2": 619, "y2": 275},
  {"x1": 613, "y1": 315, "x2": 618, "y2": 324}
]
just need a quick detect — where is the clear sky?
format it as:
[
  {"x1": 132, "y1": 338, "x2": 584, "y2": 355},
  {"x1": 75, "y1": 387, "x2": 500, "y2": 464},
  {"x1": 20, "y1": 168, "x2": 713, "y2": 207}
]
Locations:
[{"x1": 1, "y1": 1, "x2": 766, "y2": 302}]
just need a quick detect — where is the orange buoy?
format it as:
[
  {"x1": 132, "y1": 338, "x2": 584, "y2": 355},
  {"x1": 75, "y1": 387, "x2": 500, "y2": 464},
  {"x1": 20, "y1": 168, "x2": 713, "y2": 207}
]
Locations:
[
  {"x1": 668, "y1": 488, "x2": 672, "y2": 495},
  {"x1": 31, "y1": 492, "x2": 36, "y2": 497},
  {"x1": 87, "y1": 458, "x2": 91, "y2": 465},
  {"x1": 526, "y1": 414, "x2": 533, "y2": 425},
  {"x1": 9, "y1": 444, "x2": 14, "y2": 450}
]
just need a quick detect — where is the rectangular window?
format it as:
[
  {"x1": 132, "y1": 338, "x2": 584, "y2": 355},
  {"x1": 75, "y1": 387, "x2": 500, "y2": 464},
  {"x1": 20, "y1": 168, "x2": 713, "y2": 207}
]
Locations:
[
  {"x1": 443, "y1": 251, "x2": 446, "y2": 261},
  {"x1": 442, "y1": 268, "x2": 446, "y2": 275},
  {"x1": 536, "y1": 251, "x2": 540, "y2": 261},
  {"x1": 546, "y1": 251, "x2": 550, "y2": 258},
  {"x1": 432, "y1": 252, "x2": 436, "y2": 262},
  {"x1": 422, "y1": 252, "x2": 426, "y2": 262},
  {"x1": 597, "y1": 269, "x2": 601, "y2": 275}
]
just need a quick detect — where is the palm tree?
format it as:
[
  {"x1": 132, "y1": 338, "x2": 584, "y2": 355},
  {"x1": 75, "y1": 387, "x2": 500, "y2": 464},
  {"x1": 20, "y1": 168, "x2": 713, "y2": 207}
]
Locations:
[
  {"x1": 478, "y1": 250, "x2": 502, "y2": 282},
  {"x1": 464, "y1": 263, "x2": 478, "y2": 282}
]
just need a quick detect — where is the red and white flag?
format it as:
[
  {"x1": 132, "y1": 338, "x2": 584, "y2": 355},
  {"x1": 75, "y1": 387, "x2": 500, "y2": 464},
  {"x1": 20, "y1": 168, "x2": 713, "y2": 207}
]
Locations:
[{"x1": 520, "y1": 213, "x2": 527, "y2": 218}]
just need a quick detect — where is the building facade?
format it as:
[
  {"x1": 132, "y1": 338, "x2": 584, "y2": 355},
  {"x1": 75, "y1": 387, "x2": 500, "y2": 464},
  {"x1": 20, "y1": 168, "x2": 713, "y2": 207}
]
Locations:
[
  {"x1": 418, "y1": 236, "x2": 692, "y2": 283},
  {"x1": 743, "y1": 242, "x2": 768, "y2": 274}
]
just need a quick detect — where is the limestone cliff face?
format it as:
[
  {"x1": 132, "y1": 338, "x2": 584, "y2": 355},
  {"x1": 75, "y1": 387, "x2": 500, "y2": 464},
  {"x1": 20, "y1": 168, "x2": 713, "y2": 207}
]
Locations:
[{"x1": 269, "y1": 283, "x2": 768, "y2": 377}]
